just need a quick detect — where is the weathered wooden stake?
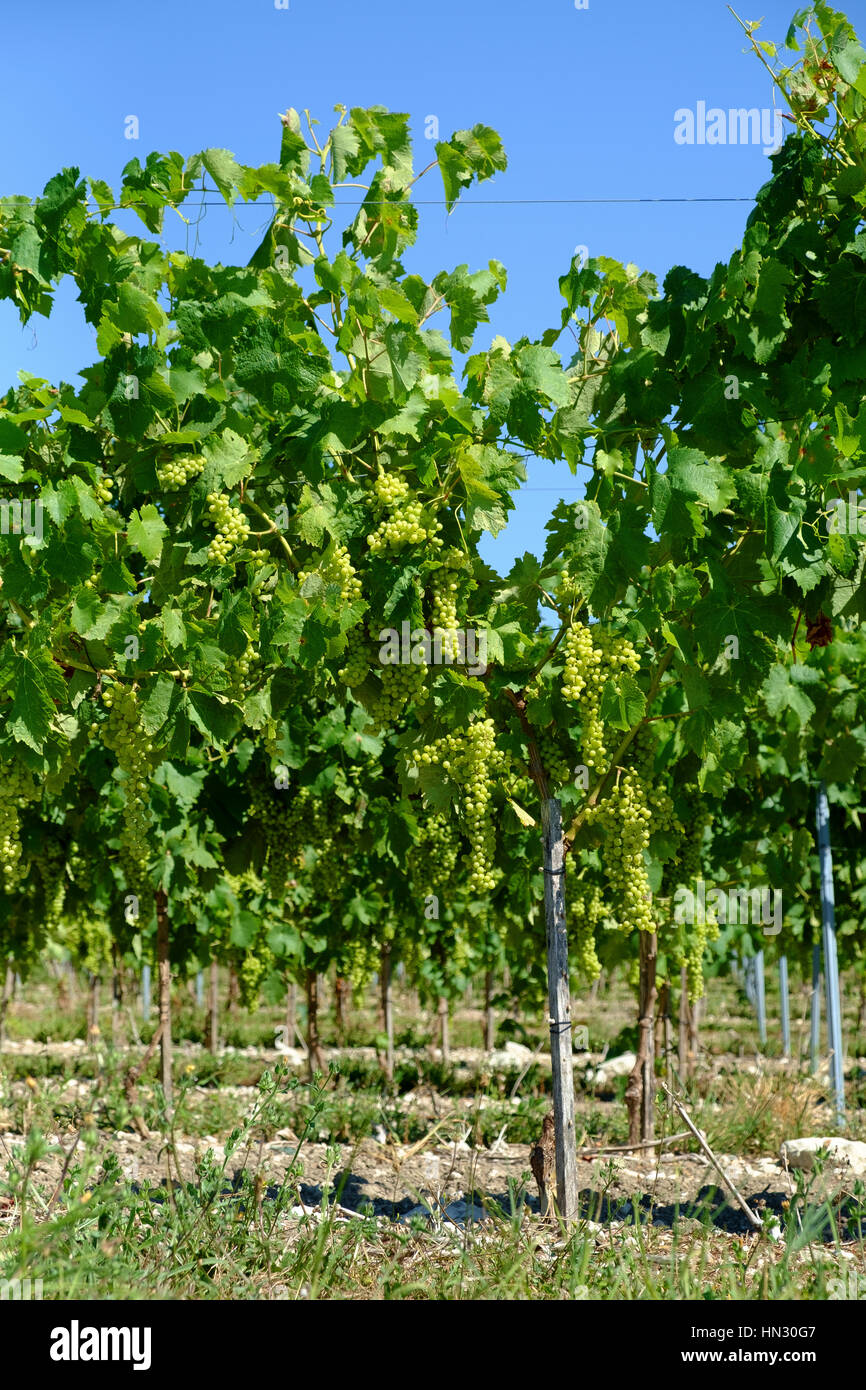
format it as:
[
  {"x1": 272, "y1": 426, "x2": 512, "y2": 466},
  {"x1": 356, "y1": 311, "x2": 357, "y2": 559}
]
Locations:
[
  {"x1": 156, "y1": 889, "x2": 173, "y2": 1107},
  {"x1": 306, "y1": 969, "x2": 325, "y2": 1078},
  {"x1": 678, "y1": 965, "x2": 689, "y2": 1081},
  {"x1": 0, "y1": 964, "x2": 13, "y2": 1046},
  {"x1": 334, "y1": 974, "x2": 348, "y2": 1042},
  {"x1": 227, "y1": 967, "x2": 239, "y2": 1019},
  {"x1": 207, "y1": 961, "x2": 219, "y2": 1053},
  {"x1": 542, "y1": 797, "x2": 580, "y2": 1222},
  {"x1": 688, "y1": 993, "x2": 701, "y2": 1067},
  {"x1": 484, "y1": 970, "x2": 496, "y2": 1052},
  {"x1": 111, "y1": 949, "x2": 123, "y2": 1047},
  {"x1": 437, "y1": 996, "x2": 450, "y2": 1063},
  {"x1": 380, "y1": 945, "x2": 394, "y2": 1081},
  {"x1": 141, "y1": 964, "x2": 151, "y2": 1022},
  {"x1": 87, "y1": 973, "x2": 100, "y2": 1043},
  {"x1": 626, "y1": 929, "x2": 657, "y2": 1145}
]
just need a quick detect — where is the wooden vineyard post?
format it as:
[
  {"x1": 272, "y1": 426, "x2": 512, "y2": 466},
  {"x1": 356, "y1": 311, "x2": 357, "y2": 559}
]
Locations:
[
  {"x1": 688, "y1": 993, "x2": 701, "y2": 1068},
  {"x1": 227, "y1": 967, "x2": 239, "y2": 1019},
  {"x1": 678, "y1": 966, "x2": 689, "y2": 1081},
  {"x1": 141, "y1": 964, "x2": 151, "y2": 1022},
  {"x1": 156, "y1": 889, "x2": 173, "y2": 1108},
  {"x1": 484, "y1": 970, "x2": 495, "y2": 1052},
  {"x1": 660, "y1": 982, "x2": 673, "y2": 1092},
  {"x1": 334, "y1": 974, "x2": 348, "y2": 1043},
  {"x1": 655, "y1": 980, "x2": 671, "y2": 1086},
  {"x1": 87, "y1": 974, "x2": 100, "y2": 1044},
  {"x1": 0, "y1": 963, "x2": 13, "y2": 1047},
  {"x1": 111, "y1": 949, "x2": 123, "y2": 1048},
  {"x1": 285, "y1": 977, "x2": 299, "y2": 1049},
  {"x1": 380, "y1": 945, "x2": 394, "y2": 1081},
  {"x1": 306, "y1": 969, "x2": 325, "y2": 1078},
  {"x1": 542, "y1": 797, "x2": 580, "y2": 1222},
  {"x1": 437, "y1": 996, "x2": 450, "y2": 1063},
  {"x1": 207, "y1": 961, "x2": 219, "y2": 1053},
  {"x1": 626, "y1": 928, "x2": 657, "y2": 1146}
]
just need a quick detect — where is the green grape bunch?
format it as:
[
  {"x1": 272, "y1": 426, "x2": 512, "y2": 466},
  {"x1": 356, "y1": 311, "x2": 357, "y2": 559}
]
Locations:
[
  {"x1": 367, "y1": 501, "x2": 441, "y2": 554},
  {"x1": 31, "y1": 843, "x2": 67, "y2": 933},
  {"x1": 226, "y1": 641, "x2": 260, "y2": 699},
  {"x1": 339, "y1": 625, "x2": 428, "y2": 728},
  {"x1": 157, "y1": 452, "x2": 204, "y2": 490},
  {"x1": 367, "y1": 466, "x2": 442, "y2": 554},
  {"x1": 572, "y1": 880, "x2": 603, "y2": 982},
  {"x1": 337, "y1": 628, "x2": 372, "y2": 689},
  {"x1": 250, "y1": 779, "x2": 329, "y2": 898},
  {"x1": 559, "y1": 624, "x2": 642, "y2": 773},
  {"x1": 298, "y1": 543, "x2": 363, "y2": 603},
  {"x1": 366, "y1": 659, "x2": 426, "y2": 727},
  {"x1": 415, "y1": 718, "x2": 507, "y2": 894},
  {"x1": 561, "y1": 622, "x2": 600, "y2": 702},
  {"x1": 408, "y1": 810, "x2": 462, "y2": 901},
  {"x1": 0, "y1": 762, "x2": 40, "y2": 893},
  {"x1": 206, "y1": 491, "x2": 250, "y2": 563},
  {"x1": 94, "y1": 474, "x2": 113, "y2": 505},
  {"x1": 587, "y1": 768, "x2": 654, "y2": 935}
]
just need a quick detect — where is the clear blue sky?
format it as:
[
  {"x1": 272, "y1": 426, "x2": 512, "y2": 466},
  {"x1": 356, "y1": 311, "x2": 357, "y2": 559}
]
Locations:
[{"x1": 2, "y1": 0, "x2": 861, "y2": 570}]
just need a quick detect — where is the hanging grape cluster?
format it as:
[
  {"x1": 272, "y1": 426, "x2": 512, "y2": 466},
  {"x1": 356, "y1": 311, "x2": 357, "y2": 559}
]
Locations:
[
  {"x1": 157, "y1": 453, "x2": 204, "y2": 490},
  {"x1": 98, "y1": 684, "x2": 154, "y2": 896},
  {"x1": 367, "y1": 468, "x2": 441, "y2": 553},
  {"x1": 561, "y1": 622, "x2": 599, "y2": 702},
  {"x1": 535, "y1": 727, "x2": 573, "y2": 791},
  {"x1": 338, "y1": 626, "x2": 427, "y2": 727},
  {"x1": 340, "y1": 935, "x2": 381, "y2": 991},
  {"x1": 298, "y1": 543, "x2": 363, "y2": 604},
  {"x1": 408, "y1": 811, "x2": 462, "y2": 904},
  {"x1": 338, "y1": 628, "x2": 372, "y2": 689},
  {"x1": 31, "y1": 843, "x2": 67, "y2": 932},
  {"x1": 250, "y1": 779, "x2": 331, "y2": 898},
  {"x1": 429, "y1": 548, "x2": 465, "y2": 661},
  {"x1": 586, "y1": 768, "x2": 655, "y2": 934},
  {"x1": 206, "y1": 492, "x2": 250, "y2": 563},
  {"x1": 366, "y1": 660, "x2": 427, "y2": 726},
  {"x1": 225, "y1": 640, "x2": 260, "y2": 699},
  {"x1": 238, "y1": 927, "x2": 276, "y2": 1007},
  {"x1": 0, "y1": 762, "x2": 39, "y2": 892},
  {"x1": 572, "y1": 881, "x2": 603, "y2": 982},
  {"x1": 94, "y1": 474, "x2": 113, "y2": 505},
  {"x1": 559, "y1": 624, "x2": 641, "y2": 773},
  {"x1": 415, "y1": 719, "x2": 507, "y2": 893}
]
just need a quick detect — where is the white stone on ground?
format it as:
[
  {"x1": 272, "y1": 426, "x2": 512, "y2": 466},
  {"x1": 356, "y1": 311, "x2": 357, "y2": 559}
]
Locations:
[{"x1": 780, "y1": 1137, "x2": 866, "y2": 1178}]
